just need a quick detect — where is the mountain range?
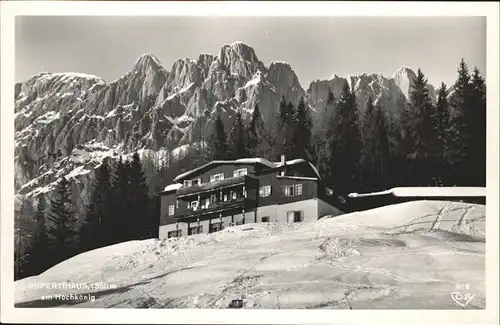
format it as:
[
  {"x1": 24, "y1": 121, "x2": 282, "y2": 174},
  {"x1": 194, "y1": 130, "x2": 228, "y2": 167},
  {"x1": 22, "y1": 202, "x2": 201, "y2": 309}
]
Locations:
[{"x1": 14, "y1": 41, "x2": 437, "y2": 199}]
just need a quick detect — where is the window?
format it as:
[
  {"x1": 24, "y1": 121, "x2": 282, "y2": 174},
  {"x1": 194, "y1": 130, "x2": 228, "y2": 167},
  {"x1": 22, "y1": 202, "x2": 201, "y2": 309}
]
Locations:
[
  {"x1": 183, "y1": 178, "x2": 201, "y2": 187},
  {"x1": 189, "y1": 225, "x2": 203, "y2": 235},
  {"x1": 284, "y1": 184, "x2": 302, "y2": 197},
  {"x1": 210, "y1": 173, "x2": 224, "y2": 182},
  {"x1": 287, "y1": 211, "x2": 303, "y2": 223},
  {"x1": 210, "y1": 193, "x2": 218, "y2": 204},
  {"x1": 261, "y1": 216, "x2": 270, "y2": 222},
  {"x1": 190, "y1": 201, "x2": 198, "y2": 210},
  {"x1": 209, "y1": 222, "x2": 223, "y2": 233},
  {"x1": 231, "y1": 191, "x2": 237, "y2": 200},
  {"x1": 167, "y1": 229, "x2": 182, "y2": 238},
  {"x1": 168, "y1": 205, "x2": 175, "y2": 216},
  {"x1": 294, "y1": 211, "x2": 304, "y2": 222},
  {"x1": 284, "y1": 185, "x2": 295, "y2": 196},
  {"x1": 259, "y1": 185, "x2": 271, "y2": 197},
  {"x1": 233, "y1": 168, "x2": 248, "y2": 177}
]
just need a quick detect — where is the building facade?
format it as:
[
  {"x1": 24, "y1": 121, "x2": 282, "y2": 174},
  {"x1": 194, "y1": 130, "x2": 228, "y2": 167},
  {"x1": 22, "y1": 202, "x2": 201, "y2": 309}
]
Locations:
[{"x1": 158, "y1": 156, "x2": 344, "y2": 239}]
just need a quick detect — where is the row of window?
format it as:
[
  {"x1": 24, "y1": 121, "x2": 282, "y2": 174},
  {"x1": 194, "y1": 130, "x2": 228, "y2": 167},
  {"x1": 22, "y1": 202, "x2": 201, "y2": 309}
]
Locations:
[
  {"x1": 169, "y1": 184, "x2": 304, "y2": 215},
  {"x1": 259, "y1": 184, "x2": 303, "y2": 198},
  {"x1": 183, "y1": 168, "x2": 248, "y2": 188},
  {"x1": 167, "y1": 210, "x2": 304, "y2": 237},
  {"x1": 168, "y1": 190, "x2": 247, "y2": 215}
]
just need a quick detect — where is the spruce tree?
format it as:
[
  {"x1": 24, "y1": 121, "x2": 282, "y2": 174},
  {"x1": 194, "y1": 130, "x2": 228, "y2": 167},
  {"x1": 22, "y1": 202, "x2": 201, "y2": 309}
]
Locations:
[
  {"x1": 228, "y1": 111, "x2": 248, "y2": 159},
  {"x1": 469, "y1": 67, "x2": 486, "y2": 186},
  {"x1": 448, "y1": 59, "x2": 472, "y2": 185},
  {"x1": 46, "y1": 177, "x2": 78, "y2": 265},
  {"x1": 247, "y1": 104, "x2": 265, "y2": 157},
  {"x1": 359, "y1": 97, "x2": 376, "y2": 191},
  {"x1": 276, "y1": 96, "x2": 295, "y2": 159},
  {"x1": 372, "y1": 103, "x2": 390, "y2": 191},
  {"x1": 292, "y1": 97, "x2": 312, "y2": 160},
  {"x1": 326, "y1": 81, "x2": 362, "y2": 196},
  {"x1": 108, "y1": 156, "x2": 130, "y2": 244},
  {"x1": 436, "y1": 82, "x2": 452, "y2": 184},
  {"x1": 405, "y1": 68, "x2": 438, "y2": 185},
  {"x1": 209, "y1": 114, "x2": 228, "y2": 160},
  {"x1": 314, "y1": 88, "x2": 337, "y2": 177},
  {"x1": 26, "y1": 195, "x2": 49, "y2": 275},
  {"x1": 128, "y1": 152, "x2": 151, "y2": 240},
  {"x1": 81, "y1": 159, "x2": 112, "y2": 251}
]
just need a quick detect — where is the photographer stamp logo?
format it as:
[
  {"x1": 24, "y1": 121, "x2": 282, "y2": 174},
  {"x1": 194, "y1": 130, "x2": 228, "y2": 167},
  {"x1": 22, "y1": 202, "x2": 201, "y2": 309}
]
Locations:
[{"x1": 451, "y1": 283, "x2": 475, "y2": 307}]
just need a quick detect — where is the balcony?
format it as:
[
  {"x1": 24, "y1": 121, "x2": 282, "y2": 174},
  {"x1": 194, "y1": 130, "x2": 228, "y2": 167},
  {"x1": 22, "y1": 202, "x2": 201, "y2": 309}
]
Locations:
[
  {"x1": 175, "y1": 197, "x2": 256, "y2": 219},
  {"x1": 176, "y1": 175, "x2": 254, "y2": 198}
]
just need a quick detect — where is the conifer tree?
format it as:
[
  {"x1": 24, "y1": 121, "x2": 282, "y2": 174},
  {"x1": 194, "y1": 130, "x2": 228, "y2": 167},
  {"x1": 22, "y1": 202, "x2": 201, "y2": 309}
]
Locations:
[
  {"x1": 292, "y1": 97, "x2": 312, "y2": 160},
  {"x1": 46, "y1": 177, "x2": 78, "y2": 265},
  {"x1": 448, "y1": 59, "x2": 472, "y2": 185},
  {"x1": 128, "y1": 152, "x2": 151, "y2": 240},
  {"x1": 277, "y1": 96, "x2": 295, "y2": 159},
  {"x1": 247, "y1": 104, "x2": 265, "y2": 157},
  {"x1": 81, "y1": 159, "x2": 112, "y2": 251},
  {"x1": 372, "y1": 103, "x2": 390, "y2": 190},
  {"x1": 26, "y1": 195, "x2": 49, "y2": 275},
  {"x1": 209, "y1": 114, "x2": 228, "y2": 160},
  {"x1": 404, "y1": 68, "x2": 438, "y2": 185},
  {"x1": 108, "y1": 156, "x2": 130, "y2": 244},
  {"x1": 314, "y1": 88, "x2": 336, "y2": 176},
  {"x1": 228, "y1": 111, "x2": 248, "y2": 159},
  {"x1": 359, "y1": 97, "x2": 376, "y2": 191},
  {"x1": 326, "y1": 81, "x2": 362, "y2": 195},
  {"x1": 435, "y1": 82, "x2": 452, "y2": 184},
  {"x1": 469, "y1": 67, "x2": 486, "y2": 186}
]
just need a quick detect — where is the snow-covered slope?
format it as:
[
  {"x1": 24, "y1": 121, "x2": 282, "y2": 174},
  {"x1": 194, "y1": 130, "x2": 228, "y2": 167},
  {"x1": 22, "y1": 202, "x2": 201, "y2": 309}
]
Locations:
[{"x1": 15, "y1": 201, "x2": 485, "y2": 309}]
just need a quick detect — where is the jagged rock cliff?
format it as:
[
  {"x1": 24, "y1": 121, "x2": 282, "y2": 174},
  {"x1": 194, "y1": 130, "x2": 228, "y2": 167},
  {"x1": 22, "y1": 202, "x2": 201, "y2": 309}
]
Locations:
[{"x1": 14, "y1": 41, "x2": 434, "y2": 199}]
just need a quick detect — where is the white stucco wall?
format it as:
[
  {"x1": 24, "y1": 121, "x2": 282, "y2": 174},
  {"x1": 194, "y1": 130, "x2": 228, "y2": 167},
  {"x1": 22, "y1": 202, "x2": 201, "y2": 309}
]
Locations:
[
  {"x1": 256, "y1": 205, "x2": 280, "y2": 222},
  {"x1": 276, "y1": 199, "x2": 319, "y2": 222}
]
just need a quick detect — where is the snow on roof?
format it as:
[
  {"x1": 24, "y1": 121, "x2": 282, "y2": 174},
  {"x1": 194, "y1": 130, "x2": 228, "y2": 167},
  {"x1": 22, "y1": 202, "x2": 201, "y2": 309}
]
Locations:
[
  {"x1": 348, "y1": 187, "x2": 486, "y2": 199},
  {"x1": 173, "y1": 158, "x2": 276, "y2": 182},
  {"x1": 163, "y1": 183, "x2": 182, "y2": 192},
  {"x1": 392, "y1": 187, "x2": 486, "y2": 198},
  {"x1": 274, "y1": 159, "x2": 321, "y2": 179}
]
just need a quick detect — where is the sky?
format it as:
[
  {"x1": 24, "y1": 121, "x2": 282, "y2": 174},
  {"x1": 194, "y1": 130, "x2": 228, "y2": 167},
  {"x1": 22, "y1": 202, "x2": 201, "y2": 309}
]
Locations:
[{"x1": 16, "y1": 16, "x2": 486, "y2": 88}]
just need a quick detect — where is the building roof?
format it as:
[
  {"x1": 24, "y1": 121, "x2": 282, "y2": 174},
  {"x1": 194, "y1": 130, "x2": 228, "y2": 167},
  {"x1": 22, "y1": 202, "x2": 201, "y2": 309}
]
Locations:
[
  {"x1": 163, "y1": 183, "x2": 183, "y2": 192},
  {"x1": 348, "y1": 187, "x2": 486, "y2": 199},
  {"x1": 172, "y1": 157, "x2": 322, "y2": 183},
  {"x1": 273, "y1": 159, "x2": 321, "y2": 179},
  {"x1": 173, "y1": 158, "x2": 276, "y2": 182}
]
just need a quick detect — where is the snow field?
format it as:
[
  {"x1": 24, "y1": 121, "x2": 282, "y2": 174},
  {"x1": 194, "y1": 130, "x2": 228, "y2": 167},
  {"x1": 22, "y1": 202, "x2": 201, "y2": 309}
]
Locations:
[{"x1": 15, "y1": 200, "x2": 485, "y2": 309}]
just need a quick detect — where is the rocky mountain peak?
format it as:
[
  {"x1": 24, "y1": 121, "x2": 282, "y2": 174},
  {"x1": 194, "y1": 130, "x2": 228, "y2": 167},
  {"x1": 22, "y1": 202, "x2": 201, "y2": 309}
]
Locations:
[
  {"x1": 14, "y1": 42, "x2": 440, "y2": 201},
  {"x1": 214, "y1": 41, "x2": 265, "y2": 80},
  {"x1": 132, "y1": 53, "x2": 164, "y2": 71},
  {"x1": 393, "y1": 66, "x2": 417, "y2": 100}
]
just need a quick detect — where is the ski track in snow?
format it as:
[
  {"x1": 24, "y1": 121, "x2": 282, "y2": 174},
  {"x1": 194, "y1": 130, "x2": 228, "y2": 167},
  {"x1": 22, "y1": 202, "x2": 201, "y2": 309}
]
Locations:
[{"x1": 15, "y1": 201, "x2": 486, "y2": 309}]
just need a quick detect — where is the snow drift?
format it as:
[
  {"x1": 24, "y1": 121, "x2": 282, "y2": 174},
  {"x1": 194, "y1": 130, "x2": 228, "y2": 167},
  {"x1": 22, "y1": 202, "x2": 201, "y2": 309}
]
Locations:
[{"x1": 15, "y1": 201, "x2": 485, "y2": 309}]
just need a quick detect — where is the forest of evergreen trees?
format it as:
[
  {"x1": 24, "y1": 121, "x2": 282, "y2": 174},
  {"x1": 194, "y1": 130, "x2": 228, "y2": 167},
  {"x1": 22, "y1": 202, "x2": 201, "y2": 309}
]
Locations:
[{"x1": 15, "y1": 59, "x2": 486, "y2": 281}]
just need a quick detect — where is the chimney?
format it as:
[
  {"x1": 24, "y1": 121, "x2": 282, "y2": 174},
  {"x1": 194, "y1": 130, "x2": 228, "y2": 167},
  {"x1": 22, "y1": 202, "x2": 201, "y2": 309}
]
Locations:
[{"x1": 280, "y1": 154, "x2": 286, "y2": 176}]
